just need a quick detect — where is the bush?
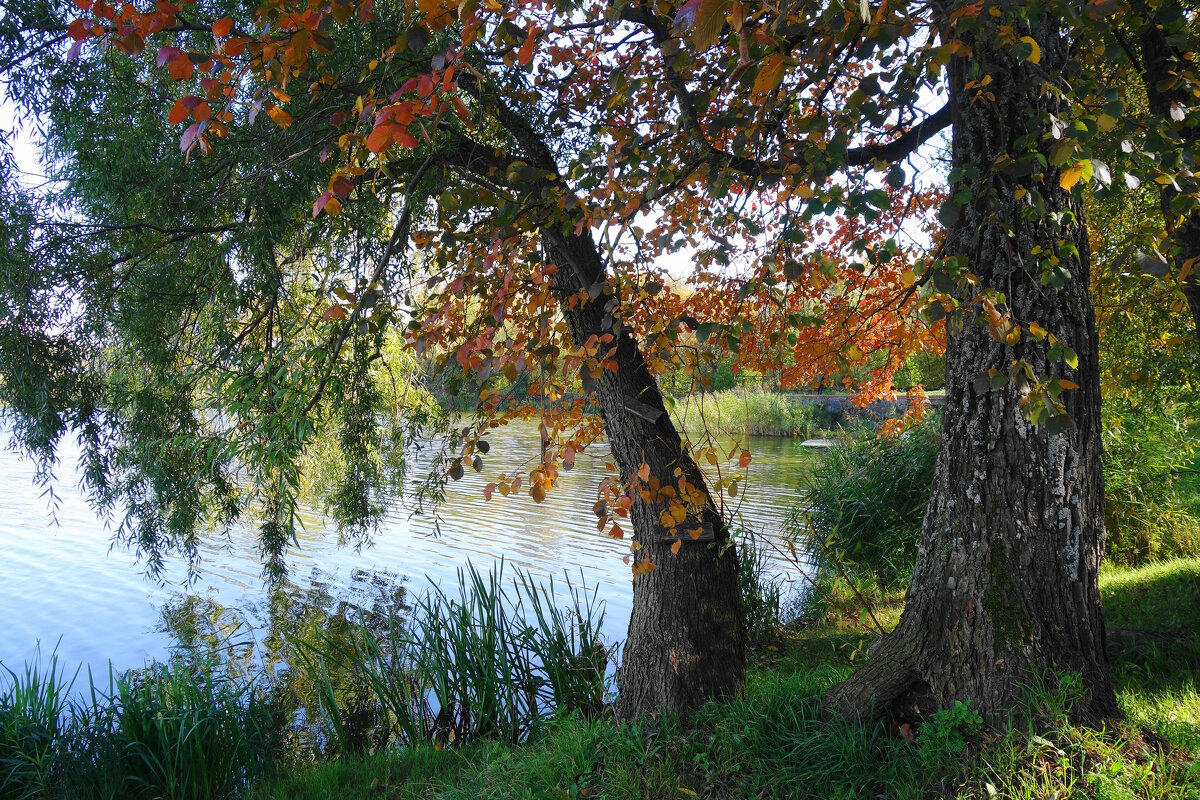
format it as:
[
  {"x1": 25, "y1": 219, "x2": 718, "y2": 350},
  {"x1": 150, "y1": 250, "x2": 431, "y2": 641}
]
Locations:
[
  {"x1": 1102, "y1": 401, "x2": 1200, "y2": 564},
  {"x1": 802, "y1": 417, "x2": 940, "y2": 589}
]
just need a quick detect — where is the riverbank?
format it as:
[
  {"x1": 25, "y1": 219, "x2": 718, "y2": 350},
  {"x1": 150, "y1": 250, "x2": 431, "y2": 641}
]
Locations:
[
  {"x1": 251, "y1": 558, "x2": 1200, "y2": 800},
  {"x1": 669, "y1": 388, "x2": 940, "y2": 439}
]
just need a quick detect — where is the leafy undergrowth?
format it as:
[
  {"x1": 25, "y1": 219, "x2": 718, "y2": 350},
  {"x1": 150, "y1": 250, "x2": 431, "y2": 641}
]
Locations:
[{"x1": 249, "y1": 560, "x2": 1200, "y2": 800}]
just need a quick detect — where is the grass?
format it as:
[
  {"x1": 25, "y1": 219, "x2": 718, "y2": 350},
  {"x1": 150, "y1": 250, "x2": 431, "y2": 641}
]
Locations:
[
  {"x1": 248, "y1": 559, "x2": 1200, "y2": 800},
  {"x1": 670, "y1": 389, "x2": 837, "y2": 438}
]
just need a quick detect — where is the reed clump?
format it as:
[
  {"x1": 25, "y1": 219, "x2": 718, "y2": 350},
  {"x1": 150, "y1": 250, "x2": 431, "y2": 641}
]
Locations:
[
  {"x1": 0, "y1": 563, "x2": 611, "y2": 798},
  {"x1": 301, "y1": 562, "x2": 610, "y2": 755}
]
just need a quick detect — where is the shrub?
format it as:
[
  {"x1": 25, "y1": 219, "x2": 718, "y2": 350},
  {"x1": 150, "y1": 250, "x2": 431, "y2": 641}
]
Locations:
[
  {"x1": 1101, "y1": 401, "x2": 1200, "y2": 564},
  {"x1": 802, "y1": 417, "x2": 940, "y2": 589}
]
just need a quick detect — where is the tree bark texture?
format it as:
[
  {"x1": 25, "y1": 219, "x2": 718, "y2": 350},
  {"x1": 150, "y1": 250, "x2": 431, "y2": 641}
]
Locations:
[
  {"x1": 825, "y1": 7, "x2": 1118, "y2": 727},
  {"x1": 463, "y1": 99, "x2": 747, "y2": 716}
]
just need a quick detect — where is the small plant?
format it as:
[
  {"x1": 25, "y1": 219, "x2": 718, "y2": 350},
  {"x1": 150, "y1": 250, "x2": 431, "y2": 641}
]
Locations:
[{"x1": 917, "y1": 701, "x2": 983, "y2": 769}]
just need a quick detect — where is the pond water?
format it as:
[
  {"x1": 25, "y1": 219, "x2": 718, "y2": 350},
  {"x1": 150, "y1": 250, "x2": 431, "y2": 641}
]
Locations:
[{"x1": 0, "y1": 423, "x2": 818, "y2": 678}]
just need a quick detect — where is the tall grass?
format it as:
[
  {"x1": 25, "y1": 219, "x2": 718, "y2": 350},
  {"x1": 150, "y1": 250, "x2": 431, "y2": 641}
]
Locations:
[
  {"x1": 0, "y1": 654, "x2": 276, "y2": 800},
  {"x1": 1102, "y1": 401, "x2": 1200, "y2": 564},
  {"x1": 0, "y1": 650, "x2": 74, "y2": 799},
  {"x1": 671, "y1": 389, "x2": 834, "y2": 438},
  {"x1": 300, "y1": 561, "x2": 611, "y2": 754},
  {"x1": 736, "y1": 529, "x2": 783, "y2": 645}
]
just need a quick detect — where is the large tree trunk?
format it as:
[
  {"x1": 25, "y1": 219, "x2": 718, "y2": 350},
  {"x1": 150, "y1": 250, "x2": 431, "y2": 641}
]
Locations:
[
  {"x1": 1139, "y1": 18, "x2": 1200, "y2": 345},
  {"x1": 825, "y1": 6, "x2": 1118, "y2": 727},
  {"x1": 542, "y1": 227, "x2": 746, "y2": 718}
]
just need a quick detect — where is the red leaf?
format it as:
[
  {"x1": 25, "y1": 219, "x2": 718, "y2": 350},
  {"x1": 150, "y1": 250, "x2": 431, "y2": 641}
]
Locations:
[
  {"x1": 395, "y1": 128, "x2": 418, "y2": 148},
  {"x1": 329, "y1": 110, "x2": 347, "y2": 127},
  {"x1": 417, "y1": 74, "x2": 435, "y2": 98},
  {"x1": 673, "y1": 0, "x2": 701, "y2": 30},
  {"x1": 211, "y1": 17, "x2": 233, "y2": 37},
  {"x1": 156, "y1": 45, "x2": 180, "y2": 67},
  {"x1": 331, "y1": 176, "x2": 354, "y2": 199}
]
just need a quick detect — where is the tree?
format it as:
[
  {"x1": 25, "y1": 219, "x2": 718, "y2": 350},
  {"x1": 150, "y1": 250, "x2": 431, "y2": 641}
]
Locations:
[{"x1": 825, "y1": 1, "x2": 1119, "y2": 724}]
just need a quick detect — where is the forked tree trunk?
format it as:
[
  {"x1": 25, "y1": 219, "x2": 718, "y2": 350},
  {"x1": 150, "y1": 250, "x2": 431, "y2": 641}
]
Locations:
[
  {"x1": 825, "y1": 7, "x2": 1118, "y2": 727},
  {"x1": 1139, "y1": 19, "x2": 1200, "y2": 344},
  {"x1": 542, "y1": 227, "x2": 746, "y2": 718}
]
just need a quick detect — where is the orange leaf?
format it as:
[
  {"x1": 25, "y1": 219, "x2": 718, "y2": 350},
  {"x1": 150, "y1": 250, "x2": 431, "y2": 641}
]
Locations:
[
  {"x1": 516, "y1": 27, "x2": 537, "y2": 66},
  {"x1": 265, "y1": 104, "x2": 292, "y2": 129},
  {"x1": 168, "y1": 98, "x2": 190, "y2": 125},
  {"x1": 738, "y1": 449, "x2": 752, "y2": 468},
  {"x1": 211, "y1": 17, "x2": 233, "y2": 37},
  {"x1": 671, "y1": 538, "x2": 682, "y2": 555},
  {"x1": 168, "y1": 56, "x2": 194, "y2": 80},
  {"x1": 692, "y1": 0, "x2": 729, "y2": 51},
  {"x1": 752, "y1": 53, "x2": 786, "y2": 96},
  {"x1": 365, "y1": 124, "x2": 393, "y2": 152}
]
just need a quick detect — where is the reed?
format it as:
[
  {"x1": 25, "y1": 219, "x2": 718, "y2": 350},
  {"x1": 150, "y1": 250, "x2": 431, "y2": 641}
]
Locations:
[
  {"x1": 0, "y1": 648, "x2": 74, "y2": 799},
  {"x1": 299, "y1": 561, "x2": 612, "y2": 755}
]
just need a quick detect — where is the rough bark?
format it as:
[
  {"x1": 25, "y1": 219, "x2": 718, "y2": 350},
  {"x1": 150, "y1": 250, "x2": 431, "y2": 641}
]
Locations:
[
  {"x1": 542, "y1": 227, "x2": 746, "y2": 718},
  {"x1": 825, "y1": 6, "x2": 1118, "y2": 727},
  {"x1": 1139, "y1": 18, "x2": 1200, "y2": 346}
]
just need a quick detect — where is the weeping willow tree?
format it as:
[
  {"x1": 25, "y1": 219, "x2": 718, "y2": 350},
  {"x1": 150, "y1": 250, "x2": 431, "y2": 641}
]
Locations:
[{"x1": 0, "y1": 14, "x2": 439, "y2": 579}]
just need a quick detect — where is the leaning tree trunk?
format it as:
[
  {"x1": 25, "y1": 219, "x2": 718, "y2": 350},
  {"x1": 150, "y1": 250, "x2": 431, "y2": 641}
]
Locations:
[
  {"x1": 1139, "y1": 20, "x2": 1200, "y2": 344},
  {"x1": 467, "y1": 89, "x2": 747, "y2": 716},
  {"x1": 825, "y1": 5, "x2": 1118, "y2": 727},
  {"x1": 541, "y1": 227, "x2": 746, "y2": 718}
]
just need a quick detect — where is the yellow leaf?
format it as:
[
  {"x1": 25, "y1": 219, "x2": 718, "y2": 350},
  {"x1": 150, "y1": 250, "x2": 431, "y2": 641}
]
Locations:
[
  {"x1": 691, "y1": 0, "x2": 728, "y2": 51},
  {"x1": 266, "y1": 104, "x2": 292, "y2": 129},
  {"x1": 1059, "y1": 162, "x2": 1085, "y2": 190},
  {"x1": 1018, "y1": 36, "x2": 1041, "y2": 64},
  {"x1": 752, "y1": 53, "x2": 786, "y2": 97},
  {"x1": 900, "y1": 269, "x2": 917, "y2": 287}
]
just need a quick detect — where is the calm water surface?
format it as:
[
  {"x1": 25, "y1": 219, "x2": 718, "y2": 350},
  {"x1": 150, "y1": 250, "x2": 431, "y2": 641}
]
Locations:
[{"x1": 0, "y1": 424, "x2": 817, "y2": 676}]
